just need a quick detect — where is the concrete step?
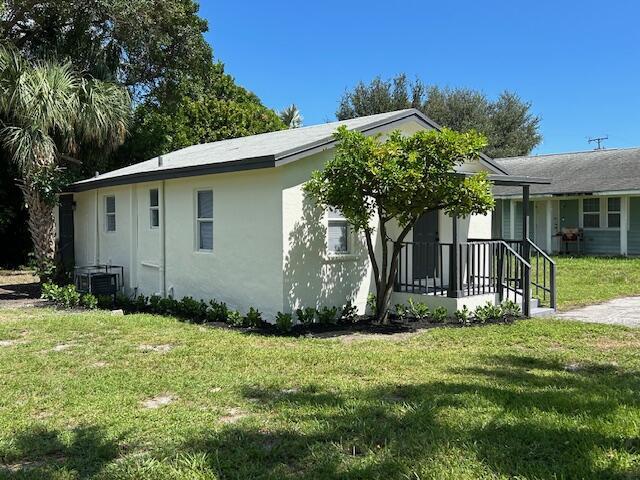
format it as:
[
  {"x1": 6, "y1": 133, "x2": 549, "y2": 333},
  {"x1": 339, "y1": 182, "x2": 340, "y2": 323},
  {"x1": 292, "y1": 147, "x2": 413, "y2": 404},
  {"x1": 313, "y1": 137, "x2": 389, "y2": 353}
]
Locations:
[{"x1": 530, "y1": 306, "x2": 556, "y2": 317}]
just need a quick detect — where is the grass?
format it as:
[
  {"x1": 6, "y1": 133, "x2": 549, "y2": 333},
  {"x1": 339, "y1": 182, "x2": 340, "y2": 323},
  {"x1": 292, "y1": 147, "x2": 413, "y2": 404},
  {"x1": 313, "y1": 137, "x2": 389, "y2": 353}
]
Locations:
[
  {"x1": 555, "y1": 256, "x2": 640, "y2": 310},
  {"x1": 0, "y1": 308, "x2": 639, "y2": 479}
]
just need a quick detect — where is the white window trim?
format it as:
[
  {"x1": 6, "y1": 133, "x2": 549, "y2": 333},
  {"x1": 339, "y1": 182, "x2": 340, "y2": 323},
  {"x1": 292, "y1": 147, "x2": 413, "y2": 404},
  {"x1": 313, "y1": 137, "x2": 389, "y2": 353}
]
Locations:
[
  {"x1": 326, "y1": 209, "x2": 352, "y2": 256},
  {"x1": 195, "y1": 189, "x2": 214, "y2": 252},
  {"x1": 104, "y1": 195, "x2": 116, "y2": 233},
  {"x1": 606, "y1": 196, "x2": 621, "y2": 230},
  {"x1": 582, "y1": 197, "x2": 601, "y2": 230},
  {"x1": 149, "y1": 188, "x2": 160, "y2": 229}
]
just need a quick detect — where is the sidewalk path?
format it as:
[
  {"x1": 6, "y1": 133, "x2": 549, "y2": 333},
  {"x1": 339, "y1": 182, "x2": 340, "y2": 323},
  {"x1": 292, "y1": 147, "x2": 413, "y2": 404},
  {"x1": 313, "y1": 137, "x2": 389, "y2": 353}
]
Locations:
[{"x1": 557, "y1": 296, "x2": 640, "y2": 328}]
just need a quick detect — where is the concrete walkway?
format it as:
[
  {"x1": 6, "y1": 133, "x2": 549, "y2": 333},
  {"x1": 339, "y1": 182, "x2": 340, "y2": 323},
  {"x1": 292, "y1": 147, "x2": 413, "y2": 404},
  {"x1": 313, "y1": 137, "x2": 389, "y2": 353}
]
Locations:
[{"x1": 557, "y1": 296, "x2": 640, "y2": 328}]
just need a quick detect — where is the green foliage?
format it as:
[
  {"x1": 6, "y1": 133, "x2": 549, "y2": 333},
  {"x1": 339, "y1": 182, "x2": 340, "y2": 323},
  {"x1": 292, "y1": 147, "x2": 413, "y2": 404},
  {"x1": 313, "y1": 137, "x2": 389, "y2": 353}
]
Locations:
[
  {"x1": 279, "y1": 104, "x2": 303, "y2": 128},
  {"x1": 226, "y1": 310, "x2": 244, "y2": 327},
  {"x1": 407, "y1": 298, "x2": 430, "y2": 321},
  {"x1": 206, "y1": 300, "x2": 229, "y2": 323},
  {"x1": 336, "y1": 74, "x2": 541, "y2": 158},
  {"x1": 455, "y1": 305, "x2": 472, "y2": 325},
  {"x1": 296, "y1": 307, "x2": 316, "y2": 326},
  {"x1": 177, "y1": 296, "x2": 205, "y2": 321},
  {"x1": 148, "y1": 295, "x2": 162, "y2": 314},
  {"x1": 133, "y1": 294, "x2": 148, "y2": 313},
  {"x1": 317, "y1": 306, "x2": 338, "y2": 325},
  {"x1": 80, "y1": 293, "x2": 98, "y2": 310},
  {"x1": 340, "y1": 301, "x2": 358, "y2": 323},
  {"x1": 474, "y1": 302, "x2": 503, "y2": 323},
  {"x1": 431, "y1": 306, "x2": 449, "y2": 323},
  {"x1": 275, "y1": 312, "x2": 294, "y2": 333},
  {"x1": 244, "y1": 307, "x2": 263, "y2": 328},
  {"x1": 0, "y1": 0, "x2": 212, "y2": 101},
  {"x1": 121, "y1": 64, "x2": 285, "y2": 164},
  {"x1": 500, "y1": 300, "x2": 522, "y2": 319},
  {"x1": 41, "y1": 282, "x2": 80, "y2": 308},
  {"x1": 395, "y1": 303, "x2": 409, "y2": 321},
  {"x1": 97, "y1": 295, "x2": 115, "y2": 309},
  {"x1": 366, "y1": 293, "x2": 377, "y2": 316}
]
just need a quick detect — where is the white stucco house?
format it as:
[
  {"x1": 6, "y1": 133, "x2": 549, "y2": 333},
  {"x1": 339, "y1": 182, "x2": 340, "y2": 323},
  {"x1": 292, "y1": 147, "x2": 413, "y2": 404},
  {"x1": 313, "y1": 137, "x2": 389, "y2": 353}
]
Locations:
[{"x1": 60, "y1": 109, "x2": 554, "y2": 319}]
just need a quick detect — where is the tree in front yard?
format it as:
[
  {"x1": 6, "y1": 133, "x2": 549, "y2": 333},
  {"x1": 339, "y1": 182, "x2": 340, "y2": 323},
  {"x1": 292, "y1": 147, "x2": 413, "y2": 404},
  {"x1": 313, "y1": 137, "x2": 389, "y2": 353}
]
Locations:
[
  {"x1": 305, "y1": 126, "x2": 495, "y2": 323},
  {"x1": 0, "y1": 45, "x2": 130, "y2": 278}
]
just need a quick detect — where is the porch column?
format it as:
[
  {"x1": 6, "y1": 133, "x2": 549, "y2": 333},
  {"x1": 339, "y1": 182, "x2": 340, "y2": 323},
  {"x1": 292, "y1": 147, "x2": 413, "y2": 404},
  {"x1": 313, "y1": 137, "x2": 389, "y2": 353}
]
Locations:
[
  {"x1": 621, "y1": 196, "x2": 628, "y2": 256},
  {"x1": 545, "y1": 199, "x2": 553, "y2": 254},
  {"x1": 522, "y1": 185, "x2": 531, "y2": 316},
  {"x1": 509, "y1": 200, "x2": 516, "y2": 240},
  {"x1": 447, "y1": 215, "x2": 462, "y2": 298}
]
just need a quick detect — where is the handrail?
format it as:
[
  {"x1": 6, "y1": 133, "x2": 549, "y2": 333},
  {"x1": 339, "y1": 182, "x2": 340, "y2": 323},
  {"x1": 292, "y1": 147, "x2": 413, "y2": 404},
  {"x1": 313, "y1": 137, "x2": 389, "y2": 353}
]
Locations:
[{"x1": 526, "y1": 239, "x2": 556, "y2": 266}]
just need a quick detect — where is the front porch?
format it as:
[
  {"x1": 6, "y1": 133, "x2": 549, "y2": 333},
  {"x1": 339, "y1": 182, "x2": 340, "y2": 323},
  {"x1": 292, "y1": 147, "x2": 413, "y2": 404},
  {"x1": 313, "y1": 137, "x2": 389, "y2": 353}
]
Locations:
[{"x1": 392, "y1": 182, "x2": 557, "y2": 317}]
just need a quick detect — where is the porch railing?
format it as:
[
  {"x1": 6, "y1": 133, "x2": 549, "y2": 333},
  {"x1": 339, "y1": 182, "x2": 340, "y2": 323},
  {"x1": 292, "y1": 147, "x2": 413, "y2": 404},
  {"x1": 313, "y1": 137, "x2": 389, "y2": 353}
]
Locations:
[
  {"x1": 394, "y1": 239, "x2": 534, "y2": 314},
  {"x1": 501, "y1": 239, "x2": 557, "y2": 309}
]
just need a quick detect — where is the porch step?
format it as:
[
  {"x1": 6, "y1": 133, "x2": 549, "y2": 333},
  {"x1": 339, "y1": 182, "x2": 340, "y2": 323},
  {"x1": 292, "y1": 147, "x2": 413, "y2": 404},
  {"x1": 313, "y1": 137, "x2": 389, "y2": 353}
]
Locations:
[{"x1": 530, "y1": 306, "x2": 556, "y2": 317}]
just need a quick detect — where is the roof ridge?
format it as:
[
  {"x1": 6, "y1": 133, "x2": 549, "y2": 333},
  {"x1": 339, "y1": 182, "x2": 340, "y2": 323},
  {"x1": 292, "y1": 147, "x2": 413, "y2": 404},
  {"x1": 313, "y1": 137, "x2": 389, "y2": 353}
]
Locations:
[{"x1": 497, "y1": 145, "x2": 640, "y2": 161}]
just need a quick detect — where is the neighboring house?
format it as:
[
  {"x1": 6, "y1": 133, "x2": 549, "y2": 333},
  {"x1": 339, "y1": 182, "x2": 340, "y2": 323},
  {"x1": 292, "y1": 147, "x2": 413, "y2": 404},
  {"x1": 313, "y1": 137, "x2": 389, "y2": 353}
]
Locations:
[
  {"x1": 493, "y1": 147, "x2": 640, "y2": 256},
  {"x1": 61, "y1": 109, "x2": 553, "y2": 319}
]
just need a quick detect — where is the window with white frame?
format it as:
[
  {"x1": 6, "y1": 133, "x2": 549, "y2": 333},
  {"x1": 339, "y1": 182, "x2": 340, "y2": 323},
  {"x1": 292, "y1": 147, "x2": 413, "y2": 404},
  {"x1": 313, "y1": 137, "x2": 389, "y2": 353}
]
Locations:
[
  {"x1": 327, "y1": 208, "x2": 350, "y2": 254},
  {"x1": 105, "y1": 195, "x2": 116, "y2": 232},
  {"x1": 607, "y1": 197, "x2": 621, "y2": 228},
  {"x1": 149, "y1": 188, "x2": 159, "y2": 228},
  {"x1": 582, "y1": 198, "x2": 600, "y2": 228},
  {"x1": 196, "y1": 190, "x2": 213, "y2": 251}
]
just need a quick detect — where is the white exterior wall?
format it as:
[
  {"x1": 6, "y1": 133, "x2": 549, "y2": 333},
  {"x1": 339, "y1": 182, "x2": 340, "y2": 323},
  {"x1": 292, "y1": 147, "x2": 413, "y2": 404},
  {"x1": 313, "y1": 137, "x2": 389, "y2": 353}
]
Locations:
[{"x1": 72, "y1": 118, "x2": 499, "y2": 319}]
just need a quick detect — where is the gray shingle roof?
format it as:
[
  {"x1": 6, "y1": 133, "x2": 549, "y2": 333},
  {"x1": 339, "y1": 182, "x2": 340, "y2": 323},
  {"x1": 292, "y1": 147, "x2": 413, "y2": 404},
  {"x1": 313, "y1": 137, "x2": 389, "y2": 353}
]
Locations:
[
  {"x1": 493, "y1": 147, "x2": 640, "y2": 197},
  {"x1": 72, "y1": 109, "x2": 442, "y2": 191}
]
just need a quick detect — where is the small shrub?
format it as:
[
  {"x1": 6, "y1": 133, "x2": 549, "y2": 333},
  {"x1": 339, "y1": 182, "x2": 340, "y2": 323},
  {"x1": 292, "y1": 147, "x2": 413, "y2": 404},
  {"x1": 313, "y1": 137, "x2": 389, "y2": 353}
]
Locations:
[
  {"x1": 133, "y1": 294, "x2": 148, "y2": 312},
  {"x1": 59, "y1": 284, "x2": 80, "y2": 308},
  {"x1": 41, "y1": 282, "x2": 61, "y2": 302},
  {"x1": 80, "y1": 293, "x2": 98, "y2": 310},
  {"x1": 206, "y1": 299, "x2": 229, "y2": 323},
  {"x1": 500, "y1": 300, "x2": 522, "y2": 319},
  {"x1": 407, "y1": 298, "x2": 430, "y2": 321},
  {"x1": 340, "y1": 301, "x2": 358, "y2": 323},
  {"x1": 96, "y1": 294, "x2": 114, "y2": 309},
  {"x1": 474, "y1": 302, "x2": 502, "y2": 323},
  {"x1": 431, "y1": 306, "x2": 449, "y2": 323},
  {"x1": 296, "y1": 307, "x2": 316, "y2": 326},
  {"x1": 178, "y1": 296, "x2": 203, "y2": 321},
  {"x1": 245, "y1": 307, "x2": 263, "y2": 328},
  {"x1": 226, "y1": 310, "x2": 245, "y2": 327},
  {"x1": 317, "y1": 306, "x2": 338, "y2": 324},
  {"x1": 366, "y1": 293, "x2": 377, "y2": 316},
  {"x1": 275, "y1": 312, "x2": 293, "y2": 332},
  {"x1": 455, "y1": 305, "x2": 472, "y2": 325},
  {"x1": 158, "y1": 297, "x2": 179, "y2": 315},
  {"x1": 395, "y1": 303, "x2": 409, "y2": 322},
  {"x1": 115, "y1": 292, "x2": 133, "y2": 311},
  {"x1": 148, "y1": 295, "x2": 162, "y2": 313}
]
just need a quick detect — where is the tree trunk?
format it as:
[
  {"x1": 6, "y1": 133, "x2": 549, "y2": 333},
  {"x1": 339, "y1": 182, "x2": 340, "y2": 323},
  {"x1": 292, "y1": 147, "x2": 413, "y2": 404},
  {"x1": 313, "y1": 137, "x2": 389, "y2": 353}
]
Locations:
[{"x1": 20, "y1": 182, "x2": 56, "y2": 277}]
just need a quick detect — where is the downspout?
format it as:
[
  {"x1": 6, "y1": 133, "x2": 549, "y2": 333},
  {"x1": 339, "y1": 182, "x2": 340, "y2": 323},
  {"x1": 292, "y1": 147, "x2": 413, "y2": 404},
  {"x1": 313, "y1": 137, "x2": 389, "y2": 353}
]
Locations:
[
  {"x1": 159, "y1": 180, "x2": 167, "y2": 297},
  {"x1": 95, "y1": 189, "x2": 100, "y2": 264}
]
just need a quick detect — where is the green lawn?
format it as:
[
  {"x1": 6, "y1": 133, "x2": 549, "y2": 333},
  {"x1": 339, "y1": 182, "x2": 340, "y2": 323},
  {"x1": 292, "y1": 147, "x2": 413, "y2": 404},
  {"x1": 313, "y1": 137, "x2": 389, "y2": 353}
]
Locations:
[
  {"x1": 555, "y1": 256, "x2": 640, "y2": 310},
  {"x1": 0, "y1": 308, "x2": 639, "y2": 479}
]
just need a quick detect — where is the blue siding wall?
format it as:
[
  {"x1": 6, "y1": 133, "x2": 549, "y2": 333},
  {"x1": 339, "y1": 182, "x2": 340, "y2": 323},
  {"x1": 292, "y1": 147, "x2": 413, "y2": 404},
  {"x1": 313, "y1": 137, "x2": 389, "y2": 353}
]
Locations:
[
  {"x1": 628, "y1": 197, "x2": 640, "y2": 255},
  {"x1": 501, "y1": 200, "x2": 511, "y2": 239},
  {"x1": 583, "y1": 230, "x2": 620, "y2": 255}
]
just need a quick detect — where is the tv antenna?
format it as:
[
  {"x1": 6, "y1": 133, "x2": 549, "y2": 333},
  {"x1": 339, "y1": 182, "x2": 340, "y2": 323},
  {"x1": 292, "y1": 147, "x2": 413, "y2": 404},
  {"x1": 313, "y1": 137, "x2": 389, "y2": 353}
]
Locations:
[{"x1": 588, "y1": 135, "x2": 608, "y2": 150}]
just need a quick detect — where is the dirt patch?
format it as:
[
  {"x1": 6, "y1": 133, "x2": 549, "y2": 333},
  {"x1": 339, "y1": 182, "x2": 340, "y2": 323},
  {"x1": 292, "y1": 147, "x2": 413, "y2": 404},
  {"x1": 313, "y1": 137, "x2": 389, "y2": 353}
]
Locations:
[
  {"x1": 0, "y1": 453, "x2": 65, "y2": 473},
  {"x1": 92, "y1": 361, "x2": 109, "y2": 368},
  {"x1": 141, "y1": 394, "x2": 176, "y2": 409},
  {"x1": 564, "y1": 363, "x2": 582, "y2": 372},
  {"x1": 138, "y1": 344, "x2": 174, "y2": 353},
  {"x1": 51, "y1": 343, "x2": 76, "y2": 352},
  {"x1": 0, "y1": 339, "x2": 23, "y2": 347},
  {"x1": 327, "y1": 331, "x2": 421, "y2": 343},
  {"x1": 219, "y1": 407, "x2": 248, "y2": 424},
  {"x1": 591, "y1": 337, "x2": 640, "y2": 350},
  {"x1": 209, "y1": 387, "x2": 222, "y2": 393},
  {"x1": 33, "y1": 410, "x2": 53, "y2": 420}
]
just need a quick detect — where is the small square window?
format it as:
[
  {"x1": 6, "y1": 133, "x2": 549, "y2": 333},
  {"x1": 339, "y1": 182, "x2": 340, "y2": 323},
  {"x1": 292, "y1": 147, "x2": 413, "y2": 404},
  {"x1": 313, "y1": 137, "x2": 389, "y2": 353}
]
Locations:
[
  {"x1": 105, "y1": 196, "x2": 116, "y2": 232},
  {"x1": 583, "y1": 198, "x2": 600, "y2": 229},
  {"x1": 196, "y1": 190, "x2": 213, "y2": 251},
  {"x1": 327, "y1": 208, "x2": 350, "y2": 254},
  {"x1": 149, "y1": 188, "x2": 160, "y2": 228}
]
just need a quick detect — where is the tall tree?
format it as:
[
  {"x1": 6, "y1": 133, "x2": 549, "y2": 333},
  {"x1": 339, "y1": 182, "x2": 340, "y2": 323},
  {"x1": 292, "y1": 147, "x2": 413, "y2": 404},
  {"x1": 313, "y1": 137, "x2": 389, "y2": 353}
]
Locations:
[
  {"x1": 0, "y1": 0, "x2": 211, "y2": 101},
  {"x1": 121, "y1": 63, "x2": 285, "y2": 163},
  {"x1": 0, "y1": 45, "x2": 131, "y2": 275},
  {"x1": 279, "y1": 104, "x2": 303, "y2": 129},
  {"x1": 305, "y1": 127, "x2": 494, "y2": 324},
  {"x1": 337, "y1": 74, "x2": 542, "y2": 158}
]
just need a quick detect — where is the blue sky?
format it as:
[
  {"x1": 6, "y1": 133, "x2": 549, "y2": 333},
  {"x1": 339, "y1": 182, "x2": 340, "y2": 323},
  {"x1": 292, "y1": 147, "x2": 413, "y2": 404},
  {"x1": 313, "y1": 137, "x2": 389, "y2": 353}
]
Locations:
[{"x1": 201, "y1": 0, "x2": 639, "y2": 155}]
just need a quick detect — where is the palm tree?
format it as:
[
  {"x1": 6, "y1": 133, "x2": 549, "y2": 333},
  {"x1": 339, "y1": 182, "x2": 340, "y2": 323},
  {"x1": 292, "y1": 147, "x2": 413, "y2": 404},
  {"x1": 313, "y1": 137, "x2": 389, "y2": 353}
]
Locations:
[
  {"x1": 0, "y1": 45, "x2": 130, "y2": 277},
  {"x1": 279, "y1": 104, "x2": 303, "y2": 129}
]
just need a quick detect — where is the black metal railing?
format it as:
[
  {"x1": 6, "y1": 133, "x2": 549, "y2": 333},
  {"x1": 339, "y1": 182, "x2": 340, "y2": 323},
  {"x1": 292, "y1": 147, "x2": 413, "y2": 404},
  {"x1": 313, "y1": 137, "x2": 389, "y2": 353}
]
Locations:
[{"x1": 394, "y1": 241, "x2": 450, "y2": 295}]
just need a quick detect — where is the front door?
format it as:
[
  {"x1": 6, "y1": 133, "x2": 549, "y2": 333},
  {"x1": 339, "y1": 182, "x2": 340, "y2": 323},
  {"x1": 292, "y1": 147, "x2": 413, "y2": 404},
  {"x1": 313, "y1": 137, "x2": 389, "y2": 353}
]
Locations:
[{"x1": 412, "y1": 210, "x2": 439, "y2": 280}]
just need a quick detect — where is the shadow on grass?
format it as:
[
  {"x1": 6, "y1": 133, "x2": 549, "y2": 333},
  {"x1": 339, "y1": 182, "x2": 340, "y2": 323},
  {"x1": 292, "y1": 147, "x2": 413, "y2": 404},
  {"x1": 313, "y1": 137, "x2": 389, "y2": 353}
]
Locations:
[
  {"x1": 0, "y1": 425, "x2": 121, "y2": 479},
  {"x1": 2, "y1": 355, "x2": 638, "y2": 479},
  {"x1": 177, "y1": 354, "x2": 639, "y2": 479}
]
